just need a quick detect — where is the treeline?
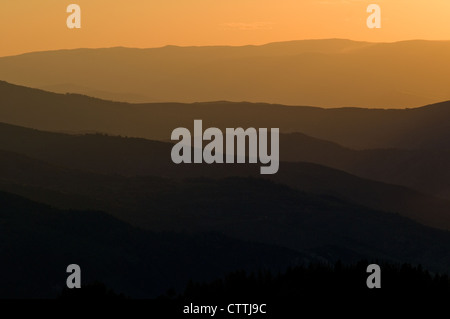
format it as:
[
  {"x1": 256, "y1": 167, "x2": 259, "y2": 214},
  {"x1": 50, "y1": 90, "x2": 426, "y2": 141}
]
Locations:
[
  {"x1": 175, "y1": 260, "x2": 450, "y2": 301},
  {"x1": 59, "y1": 260, "x2": 450, "y2": 300}
]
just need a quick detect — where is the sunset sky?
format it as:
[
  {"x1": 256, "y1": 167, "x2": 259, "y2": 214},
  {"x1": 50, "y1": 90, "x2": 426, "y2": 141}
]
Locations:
[{"x1": 0, "y1": 0, "x2": 449, "y2": 57}]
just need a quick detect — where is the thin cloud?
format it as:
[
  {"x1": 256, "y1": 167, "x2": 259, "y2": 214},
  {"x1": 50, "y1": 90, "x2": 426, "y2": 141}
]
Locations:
[{"x1": 220, "y1": 22, "x2": 274, "y2": 31}]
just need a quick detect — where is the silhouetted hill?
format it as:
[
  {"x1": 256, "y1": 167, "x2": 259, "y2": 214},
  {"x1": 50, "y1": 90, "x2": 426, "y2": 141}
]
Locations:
[
  {"x1": 2, "y1": 148, "x2": 450, "y2": 278},
  {"x1": 0, "y1": 121, "x2": 172, "y2": 176},
  {"x1": 280, "y1": 132, "x2": 450, "y2": 199},
  {"x1": 0, "y1": 122, "x2": 449, "y2": 230},
  {"x1": 1, "y1": 130, "x2": 450, "y2": 299},
  {"x1": 1, "y1": 82, "x2": 450, "y2": 150},
  {"x1": 1, "y1": 39, "x2": 450, "y2": 107},
  {"x1": 1, "y1": 119, "x2": 449, "y2": 199},
  {"x1": 0, "y1": 190, "x2": 304, "y2": 298},
  {"x1": 272, "y1": 162, "x2": 450, "y2": 230}
]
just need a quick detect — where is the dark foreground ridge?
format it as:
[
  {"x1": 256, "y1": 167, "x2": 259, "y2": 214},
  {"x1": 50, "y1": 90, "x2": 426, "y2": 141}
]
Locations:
[
  {"x1": 52, "y1": 261, "x2": 450, "y2": 317},
  {"x1": 59, "y1": 260, "x2": 450, "y2": 299}
]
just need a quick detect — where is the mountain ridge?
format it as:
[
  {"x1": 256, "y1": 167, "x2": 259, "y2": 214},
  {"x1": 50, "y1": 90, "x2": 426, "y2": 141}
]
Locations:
[
  {"x1": 0, "y1": 188, "x2": 306, "y2": 298},
  {"x1": 0, "y1": 121, "x2": 449, "y2": 230},
  {"x1": 1, "y1": 81, "x2": 450, "y2": 150},
  {"x1": 2, "y1": 39, "x2": 450, "y2": 107},
  {"x1": 5, "y1": 38, "x2": 450, "y2": 58}
]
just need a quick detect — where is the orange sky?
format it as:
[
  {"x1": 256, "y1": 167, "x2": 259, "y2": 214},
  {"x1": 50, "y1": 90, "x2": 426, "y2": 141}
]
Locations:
[{"x1": 0, "y1": 0, "x2": 449, "y2": 57}]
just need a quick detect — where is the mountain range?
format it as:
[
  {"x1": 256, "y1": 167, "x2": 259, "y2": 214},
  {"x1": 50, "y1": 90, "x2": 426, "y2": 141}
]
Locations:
[
  {"x1": 1, "y1": 39, "x2": 450, "y2": 108},
  {"x1": 0, "y1": 121, "x2": 449, "y2": 230},
  {"x1": 1, "y1": 62, "x2": 450, "y2": 298},
  {"x1": 1, "y1": 81, "x2": 450, "y2": 150},
  {"x1": 0, "y1": 189, "x2": 304, "y2": 298}
]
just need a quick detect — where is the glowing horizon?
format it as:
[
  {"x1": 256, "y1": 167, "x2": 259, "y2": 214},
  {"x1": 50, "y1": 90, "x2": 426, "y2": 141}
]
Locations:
[{"x1": 1, "y1": 0, "x2": 449, "y2": 57}]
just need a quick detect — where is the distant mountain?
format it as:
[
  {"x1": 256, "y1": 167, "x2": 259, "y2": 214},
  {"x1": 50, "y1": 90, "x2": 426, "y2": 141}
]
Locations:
[
  {"x1": 280, "y1": 133, "x2": 450, "y2": 199},
  {"x1": 39, "y1": 83, "x2": 153, "y2": 103},
  {"x1": 0, "y1": 190, "x2": 304, "y2": 298},
  {"x1": 1, "y1": 39, "x2": 450, "y2": 108},
  {"x1": 1, "y1": 81, "x2": 450, "y2": 150},
  {"x1": 0, "y1": 123, "x2": 449, "y2": 230}
]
